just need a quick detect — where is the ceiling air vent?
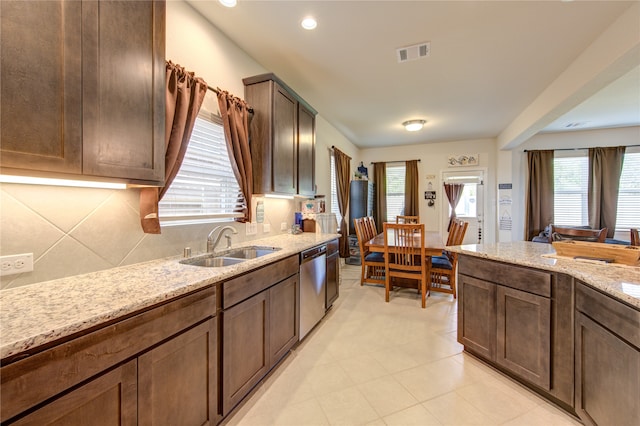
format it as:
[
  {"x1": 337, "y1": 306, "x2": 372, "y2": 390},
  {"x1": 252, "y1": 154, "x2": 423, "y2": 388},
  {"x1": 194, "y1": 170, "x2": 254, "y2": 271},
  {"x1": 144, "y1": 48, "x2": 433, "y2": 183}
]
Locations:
[{"x1": 396, "y1": 42, "x2": 430, "y2": 63}]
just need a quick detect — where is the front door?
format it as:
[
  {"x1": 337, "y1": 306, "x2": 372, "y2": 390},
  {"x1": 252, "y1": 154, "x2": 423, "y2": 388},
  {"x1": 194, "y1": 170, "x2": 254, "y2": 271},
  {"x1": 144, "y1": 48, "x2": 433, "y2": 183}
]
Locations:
[{"x1": 441, "y1": 169, "x2": 485, "y2": 244}]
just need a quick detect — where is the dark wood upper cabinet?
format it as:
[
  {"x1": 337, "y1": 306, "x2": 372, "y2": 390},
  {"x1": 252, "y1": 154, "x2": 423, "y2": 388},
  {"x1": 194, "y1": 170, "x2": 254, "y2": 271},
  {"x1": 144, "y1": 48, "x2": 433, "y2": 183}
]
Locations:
[
  {"x1": 0, "y1": 0, "x2": 165, "y2": 185},
  {"x1": 244, "y1": 73, "x2": 317, "y2": 196}
]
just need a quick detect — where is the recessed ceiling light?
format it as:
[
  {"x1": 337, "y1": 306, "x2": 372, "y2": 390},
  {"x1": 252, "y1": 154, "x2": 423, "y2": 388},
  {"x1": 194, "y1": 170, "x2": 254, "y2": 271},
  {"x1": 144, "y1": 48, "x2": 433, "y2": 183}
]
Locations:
[
  {"x1": 301, "y1": 17, "x2": 317, "y2": 30},
  {"x1": 402, "y1": 120, "x2": 426, "y2": 132},
  {"x1": 219, "y1": 0, "x2": 237, "y2": 8}
]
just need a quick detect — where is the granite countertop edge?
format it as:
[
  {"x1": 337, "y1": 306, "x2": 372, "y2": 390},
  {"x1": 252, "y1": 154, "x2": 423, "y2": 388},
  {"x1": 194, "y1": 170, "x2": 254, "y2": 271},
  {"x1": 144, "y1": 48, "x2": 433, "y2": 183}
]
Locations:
[
  {"x1": 448, "y1": 241, "x2": 640, "y2": 309},
  {"x1": 0, "y1": 233, "x2": 340, "y2": 360}
]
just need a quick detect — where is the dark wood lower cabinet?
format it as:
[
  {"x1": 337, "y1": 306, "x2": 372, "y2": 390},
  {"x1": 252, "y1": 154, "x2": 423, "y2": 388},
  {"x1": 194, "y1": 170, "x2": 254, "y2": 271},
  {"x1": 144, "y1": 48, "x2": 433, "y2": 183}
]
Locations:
[
  {"x1": 139, "y1": 319, "x2": 217, "y2": 426},
  {"x1": 457, "y1": 255, "x2": 573, "y2": 411},
  {"x1": 326, "y1": 239, "x2": 339, "y2": 309},
  {"x1": 222, "y1": 291, "x2": 269, "y2": 416},
  {"x1": 269, "y1": 275, "x2": 299, "y2": 364},
  {"x1": 496, "y1": 285, "x2": 551, "y2": 390},
  {"x1": 575, "y1": 281, "x2": 640, "y2": 426},
  {"x1": 458, "y1": 274, "x2": 496, "y2": 360},
  {"x1": 221, "y1": 270, "x2": 300, "y2": 417},
  {"x1": 12, "y1": 361, "x2": 137, "y2": 426}
]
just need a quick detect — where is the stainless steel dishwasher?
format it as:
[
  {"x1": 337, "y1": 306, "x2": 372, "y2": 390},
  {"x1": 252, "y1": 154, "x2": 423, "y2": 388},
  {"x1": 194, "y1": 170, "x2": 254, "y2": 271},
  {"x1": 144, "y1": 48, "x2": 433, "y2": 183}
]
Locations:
[{"x1": 299, "y1": 245, "x2": 327, "y2": 340}]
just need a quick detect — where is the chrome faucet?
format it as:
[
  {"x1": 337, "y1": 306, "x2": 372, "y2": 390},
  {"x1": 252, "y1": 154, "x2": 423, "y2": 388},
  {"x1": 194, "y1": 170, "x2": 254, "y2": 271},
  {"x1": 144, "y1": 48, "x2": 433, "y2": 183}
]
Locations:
[{"x1": 207, "y1": 225, "x2": 238, "y2": 253}]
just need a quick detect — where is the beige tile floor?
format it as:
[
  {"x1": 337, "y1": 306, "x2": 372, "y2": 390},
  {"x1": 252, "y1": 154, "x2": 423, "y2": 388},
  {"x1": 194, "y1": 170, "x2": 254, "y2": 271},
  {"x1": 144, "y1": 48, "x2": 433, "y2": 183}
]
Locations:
[{"x1": 227, "y1": 264, "x2": 581, "y2": 426}]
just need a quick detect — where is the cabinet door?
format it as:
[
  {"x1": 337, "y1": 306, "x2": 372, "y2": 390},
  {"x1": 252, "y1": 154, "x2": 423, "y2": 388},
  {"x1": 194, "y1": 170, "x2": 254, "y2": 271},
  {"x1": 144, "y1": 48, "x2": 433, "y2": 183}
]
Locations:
[
  {"x1": 575, "y1": 312, "x2": 640, "y2": 426},
  {"x1": 138, "y1": 318, "x2": 217, "y2": 426},
  {"x1": 496, "y1": 286, "x2": 551, "y2": 390},
  {"x1": 457, "y1": 274, "x2": 496, "y2": 360},
  {"x1": 222, "y1": 291, "x2": 269, "y2": 415},
  {"x1": 297, "y1": 103, "x2": 315, "y2": 196},
  {"x1": 82, "y1": 0, "x2": 165, "y2": 184},
  {"x1": 12, "y1": 361, "x2": 137, "y2": 426},
  {"x1": 0, "y1": 0, "x2": 82, "y2": 174},
  {"x1": 269, "y1": 275, "x2": 299, "y2": 365},
  {"x1": 326, "y1": 252, "x2": 339, "y2": 308},
  {"x1": 272, "y1": 83, "x2": 297, "y2": 194}
]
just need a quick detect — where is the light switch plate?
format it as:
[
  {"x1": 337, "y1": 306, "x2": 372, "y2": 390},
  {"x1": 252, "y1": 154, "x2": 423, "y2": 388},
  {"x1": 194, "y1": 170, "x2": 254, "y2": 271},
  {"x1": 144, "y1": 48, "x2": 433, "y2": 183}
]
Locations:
[
  {"x1": 281, "y1": 222, "x2": 288, "y2": 231},
  {"x1": 263, "y1": 223, "x2": 271, "y2": 233},
  {"x1": 246, "y1": 222, "x2": 257, "y2": 235}
]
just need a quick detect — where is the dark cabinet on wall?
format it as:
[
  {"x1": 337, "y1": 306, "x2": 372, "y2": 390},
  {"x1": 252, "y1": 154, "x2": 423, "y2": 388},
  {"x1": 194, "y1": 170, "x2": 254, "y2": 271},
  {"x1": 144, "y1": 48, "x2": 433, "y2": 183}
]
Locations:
[
  {"x1": 243, "y1": 73, "x2": 317, "y2": 196},
  {"x1": 0, "y1": 0, "x2": 165, "y2": 185}
]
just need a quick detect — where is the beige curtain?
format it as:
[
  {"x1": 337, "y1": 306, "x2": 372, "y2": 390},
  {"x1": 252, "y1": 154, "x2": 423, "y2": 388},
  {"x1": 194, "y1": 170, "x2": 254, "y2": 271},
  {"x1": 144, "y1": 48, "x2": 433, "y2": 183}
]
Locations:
[
  {"x1": 373, "y1": 163, "x2": 387, "y2": 230},
  {"x1": 334, "y1": 148, "x2": 351, "y2": 258},
  {"x1": 444, "y1": 183, "x2": 464, "y2": 231},
  {"x1": 140, "y1": 61, "x2": 207, "y2": 234},
  {"x1": 588, "y1": 146, "x2": 625, "y2": 238},
  {"x1": 217, "y1": 90, "x2": 253, "y2": 222},
  {"x1": 404, "y1": 160, "x2": 419, "y2": 217},
  {"x1": 525, "y1": 150, "x2": 554, "y2": 241}
]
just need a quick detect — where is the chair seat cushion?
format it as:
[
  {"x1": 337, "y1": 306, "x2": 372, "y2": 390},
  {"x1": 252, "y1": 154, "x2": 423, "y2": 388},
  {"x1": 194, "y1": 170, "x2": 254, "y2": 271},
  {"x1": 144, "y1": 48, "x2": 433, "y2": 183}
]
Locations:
[
  {"x1": 365, "y1": 252, "x2": 385, "y2": 262},
  {"x1": 431, "y1": 255, "x2": 453, "y2": 270}
]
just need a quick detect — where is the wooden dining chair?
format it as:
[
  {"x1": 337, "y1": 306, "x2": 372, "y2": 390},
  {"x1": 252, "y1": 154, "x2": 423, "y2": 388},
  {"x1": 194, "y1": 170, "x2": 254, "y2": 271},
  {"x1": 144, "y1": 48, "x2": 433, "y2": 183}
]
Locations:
[
  {"x1": 396, "y1": 215, "x2": 419, "y2": 224},
  {"x1": 430, "y1": 220, "x2": 468, "y2": 298},
  {"x1": 631, "y1": 228, "x2": 639, "y2": 246},
  {"x1": 363, "y1": 216, "x2": 377, "y2": 238},
  {"x1": 383, "y1": 222, "x2": 428, "y2": 308},
  {"x1": 354, "y1": 218, "x2": 385, "y2": 286}
]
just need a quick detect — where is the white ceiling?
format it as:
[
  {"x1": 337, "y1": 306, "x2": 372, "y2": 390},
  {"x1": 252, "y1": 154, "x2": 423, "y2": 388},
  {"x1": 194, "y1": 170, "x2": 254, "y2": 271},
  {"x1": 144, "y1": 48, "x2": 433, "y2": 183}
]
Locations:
[{"x1": 187, "y1": 0, "x2": 640, "y2": 149}]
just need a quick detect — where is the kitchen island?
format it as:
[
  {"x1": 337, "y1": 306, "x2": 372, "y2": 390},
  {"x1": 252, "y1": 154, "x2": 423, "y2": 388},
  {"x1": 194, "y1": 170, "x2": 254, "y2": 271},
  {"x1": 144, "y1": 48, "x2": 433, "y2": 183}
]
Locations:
[
  {"x1": 0, "y1": 232, "x2": 339, "y2": 424},
  {"x1": 450, "y1": 241, "x2": 639, "y2": 426}
]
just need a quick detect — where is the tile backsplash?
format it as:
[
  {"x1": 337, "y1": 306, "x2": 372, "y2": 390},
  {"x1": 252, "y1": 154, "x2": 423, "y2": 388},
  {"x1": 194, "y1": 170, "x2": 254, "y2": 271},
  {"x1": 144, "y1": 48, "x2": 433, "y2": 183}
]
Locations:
[{"x1": 0, "y1": 183, "x2": 295, "y2": 289}]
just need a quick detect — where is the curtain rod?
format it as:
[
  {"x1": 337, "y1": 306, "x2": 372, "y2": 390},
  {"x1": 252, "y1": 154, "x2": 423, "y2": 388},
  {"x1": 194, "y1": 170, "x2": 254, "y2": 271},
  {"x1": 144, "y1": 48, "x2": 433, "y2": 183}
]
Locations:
[
  {"x1": 370, "y1": 159, "x2": 421, "y2": 164},
  {"x1": 207, "y1": 85, "x2": 254, "y2": 114},
  {"x1": 524, "y1": 144, "x2": 639, "y2": 152}
]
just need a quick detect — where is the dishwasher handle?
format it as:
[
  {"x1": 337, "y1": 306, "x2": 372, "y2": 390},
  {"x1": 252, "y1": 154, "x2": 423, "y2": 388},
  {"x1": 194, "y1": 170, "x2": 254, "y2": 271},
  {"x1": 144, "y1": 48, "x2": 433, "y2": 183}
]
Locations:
[{"x1": 301, "y1": 245, "x2": 327, "y2": 262}]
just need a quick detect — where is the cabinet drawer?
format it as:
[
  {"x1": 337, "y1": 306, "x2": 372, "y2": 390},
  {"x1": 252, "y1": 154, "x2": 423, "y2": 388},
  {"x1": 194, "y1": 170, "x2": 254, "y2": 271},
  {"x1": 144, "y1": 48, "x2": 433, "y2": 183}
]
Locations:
[
  {"x1": 459, "y1": 255, "x2": 551, "y2": 297},
  {"x1": 223, "y1": 255, "x2": 298, "y2": 309},
  {"x1": 0, "y1": 287, "x2": 215, "y2": 423},
  {"x1": 575, "y1": 282, "x2": 640, "y2": 349}
]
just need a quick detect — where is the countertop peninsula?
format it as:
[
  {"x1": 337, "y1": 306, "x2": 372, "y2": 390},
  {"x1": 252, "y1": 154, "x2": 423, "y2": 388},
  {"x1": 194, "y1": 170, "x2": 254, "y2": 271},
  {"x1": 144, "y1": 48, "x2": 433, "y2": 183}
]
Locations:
[
  {"x1": 449, "y1": 241, "x2": 640, "y2": 309},
  {"x1": 0, "y1": 233, "x2": 339, "y2": 360}
]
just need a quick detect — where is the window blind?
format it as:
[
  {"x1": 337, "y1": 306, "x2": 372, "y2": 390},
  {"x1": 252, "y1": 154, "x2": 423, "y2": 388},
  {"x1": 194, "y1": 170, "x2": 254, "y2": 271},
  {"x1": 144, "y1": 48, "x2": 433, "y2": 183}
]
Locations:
[
  {"x1": 616, "y1": 151, "x2": 640, "y2": 231},
  {"x1": 159, "y1": 115, "x2": 244, "y2": 222},
  {"x1": 330, "y1": 154, "x2": 342, "y2": 227},
  {"x1": 554, "y1": 155, "x2": 588, "y2": 227},
  {"x1": 386, "y1": 164, "x2": 406, "y2": 222}
]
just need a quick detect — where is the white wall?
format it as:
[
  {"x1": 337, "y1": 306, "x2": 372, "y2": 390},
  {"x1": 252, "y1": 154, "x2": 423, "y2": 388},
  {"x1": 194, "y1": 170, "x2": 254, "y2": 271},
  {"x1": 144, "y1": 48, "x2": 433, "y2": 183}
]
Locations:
[
  {"x1": 0, "y1": 0, "x2": 358, "y2": 289},
  {"x1": 359, "y1": 138, "x2": 498, "y2": 244},
  {"x1": 504, "y1": 126, "x2": 639, "y2": 241}
]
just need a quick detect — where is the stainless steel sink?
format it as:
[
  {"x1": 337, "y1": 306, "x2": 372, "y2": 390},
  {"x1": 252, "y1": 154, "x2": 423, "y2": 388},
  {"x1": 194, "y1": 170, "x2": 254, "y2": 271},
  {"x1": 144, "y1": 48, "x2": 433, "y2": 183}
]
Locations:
[
  {"x1": 180, "y1": 255, "x2": 246, "y2": 268},
  {"x1": 222, "y1": 246, "x2": 281, "y2": 259},
  {"x1": 179, "y1": 246, "x2": 280, "y2": 267}
]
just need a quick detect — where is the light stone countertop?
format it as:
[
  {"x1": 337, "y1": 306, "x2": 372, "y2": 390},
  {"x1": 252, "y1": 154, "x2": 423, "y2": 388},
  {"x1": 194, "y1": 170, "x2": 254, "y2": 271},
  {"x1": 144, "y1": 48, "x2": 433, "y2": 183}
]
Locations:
[
  {"x1": 0, "y1": 233, "x2": 340, "y2": 361},
  {"x1": 449, "y1": 241, "x2": 640, "y2": 309}
]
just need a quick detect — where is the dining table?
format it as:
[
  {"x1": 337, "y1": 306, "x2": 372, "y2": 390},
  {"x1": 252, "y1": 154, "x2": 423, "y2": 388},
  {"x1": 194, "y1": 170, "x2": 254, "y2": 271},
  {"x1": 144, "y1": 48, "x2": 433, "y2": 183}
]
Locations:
[{"x1": 365, "y1": 229, "x2": 445, "y2": 292}]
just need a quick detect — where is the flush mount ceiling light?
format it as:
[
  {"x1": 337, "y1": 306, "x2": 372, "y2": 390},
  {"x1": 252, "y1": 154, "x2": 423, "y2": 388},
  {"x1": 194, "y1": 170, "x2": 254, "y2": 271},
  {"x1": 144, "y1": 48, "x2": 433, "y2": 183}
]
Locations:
[
  {"x1": 219, "y1": 0, "x2": 237, "y2": 7},
  {"x1": 402, "y1": 120, "x2": 426, "y2": 132},
  {"x1": 301, "y1": 17, "x2": 317, "y2": 30}
]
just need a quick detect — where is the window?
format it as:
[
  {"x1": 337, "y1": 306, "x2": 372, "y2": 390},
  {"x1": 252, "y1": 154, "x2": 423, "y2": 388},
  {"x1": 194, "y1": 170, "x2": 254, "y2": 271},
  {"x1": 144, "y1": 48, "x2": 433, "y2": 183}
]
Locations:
[
  {"x1": 386, "y1": 163, "x2": 406, "y2": 222},
  {"x1": 330, "y1": 153, "x2": 342, "y2": 226},
  {"x1": 159, "y1": 113, "x2": 244, "y2": 224},
  {"x1": 554, "y1": 152, "x2": 588, "y2": 227},
  {"x1": 616, "y1": 149, "x2": 640, "y2": 232},
  {"x1": 454, "y1": 184, "x2": 477, "y2": 218}
]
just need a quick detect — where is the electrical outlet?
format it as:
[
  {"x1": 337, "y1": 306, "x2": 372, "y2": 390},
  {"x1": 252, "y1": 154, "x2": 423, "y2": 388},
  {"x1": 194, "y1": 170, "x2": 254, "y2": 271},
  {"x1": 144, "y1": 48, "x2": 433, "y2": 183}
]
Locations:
[
  {"x1": 263, "y1": 223, "x2": 271, "y2": 233},
  {"x1": 246, "y1": 222, "x2": 257, "y2": 235},
  {"x1": 0, "y1": 253, "x2": 34, "y2": 276},
  {"x1": 281, "y1": 222, "x2": 288, "y2": 231}
]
